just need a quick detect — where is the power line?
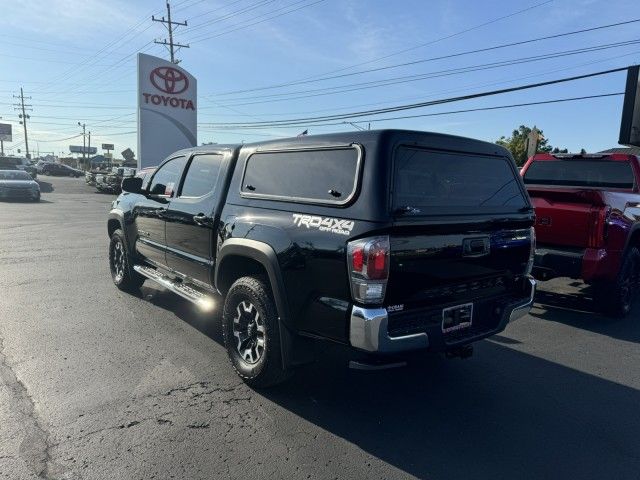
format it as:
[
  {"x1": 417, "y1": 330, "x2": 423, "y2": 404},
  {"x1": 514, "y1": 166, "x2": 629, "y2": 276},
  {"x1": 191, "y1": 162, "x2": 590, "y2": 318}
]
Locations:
[
  {"x1": 181, "y1": 0, "x2": 276, "y2": 37},
  {"x1": 258, "y1": 0, "x2": 553, "y2": 90},
  {"x1": 32, "y1": 133, "x2": 83, "y2": 143},
  {"x1": 211, "y1": 17, "x2": 640, "y2": 97},
  {"x1": 201, "y1": 93, "x2": 624, "y2": 133},
  {"x1": 305, "y1": 93, "x2": 626, "y2": 129},
  {"x1": 206, "y1": 39, "x2": 640, "y2": 106},
  {"x1": 186, "y1": 0, "x2": 327, "y2": 44},
  {"x1": 203, "y1": 66, "x2": 631, "y2": 128}
]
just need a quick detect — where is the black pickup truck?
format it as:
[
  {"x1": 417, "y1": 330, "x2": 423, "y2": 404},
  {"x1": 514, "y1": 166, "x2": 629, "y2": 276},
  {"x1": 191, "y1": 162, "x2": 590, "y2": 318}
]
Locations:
[{"x1": 107, "y1": 130, "x2": 536, "y2": 386}]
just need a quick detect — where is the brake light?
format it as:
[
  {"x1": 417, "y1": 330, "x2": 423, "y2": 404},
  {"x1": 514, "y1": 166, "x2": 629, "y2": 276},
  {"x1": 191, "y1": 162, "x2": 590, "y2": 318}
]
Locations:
[
  {"x1": 587, "y1": 207, "x2": 610, "y2": 248},
  {"x1": 347, "y1": 236, "x2": 390, "y2": 304}
]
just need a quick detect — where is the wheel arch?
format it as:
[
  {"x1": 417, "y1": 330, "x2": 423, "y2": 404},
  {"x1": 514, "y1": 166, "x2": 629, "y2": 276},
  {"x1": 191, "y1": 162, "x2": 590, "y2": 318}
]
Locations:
[
  {"x1": 215, "y1": 239, "x2": 295, "y2": 369},
  {"x1": 107, "y1": 216, "x2": 121, "y2": 238}
]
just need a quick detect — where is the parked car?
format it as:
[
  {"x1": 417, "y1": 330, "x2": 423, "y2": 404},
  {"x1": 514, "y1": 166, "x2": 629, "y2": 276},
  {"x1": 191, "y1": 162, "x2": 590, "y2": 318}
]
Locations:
[
  {"x1": 36, "y1": 160, "x2": 54, "y2": 174},
  {"x1": 0, "y1": 156, "x2": 37, "y2": 179},
  {"x1": 97, "y1": 167, "x2": 137, "y2": 194},
  {"x1": 107, "y1": 130, "x2": 536, "y2": 386},
  {"x1": 521, "y1": 152, "x2": 640, "y2": 316},
  {"x1": 42, "y1": 163, "x2": 82, "y2": 177},
  {"x1": 0, "y1": 169, "x2": 40, "y2": 201}
]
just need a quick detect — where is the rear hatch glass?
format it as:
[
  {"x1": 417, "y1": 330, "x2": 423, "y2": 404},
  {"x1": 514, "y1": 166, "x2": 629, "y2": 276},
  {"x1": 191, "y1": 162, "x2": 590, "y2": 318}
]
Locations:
[
  {"x1": 393, "y1": 146, "x2": 527, "y2": 214},
  {"x1": 386, "y1": 147, "x2": 532, "y2": 340},
  {"x1": 523, "y1": 160, "x2": 634, "y2": 189}
]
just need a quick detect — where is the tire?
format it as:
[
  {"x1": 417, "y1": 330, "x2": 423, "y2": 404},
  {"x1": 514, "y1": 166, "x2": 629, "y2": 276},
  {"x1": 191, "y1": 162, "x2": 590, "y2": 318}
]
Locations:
[
  {"x1": 596, "y1": 247, "x2": 640, "y2": 318},
  {"x1": 108, "y1": 229, "x2": 145, "y2": 292},
  {"x1": 222, "y1": 276, "x2": 291, "y2": 387}
]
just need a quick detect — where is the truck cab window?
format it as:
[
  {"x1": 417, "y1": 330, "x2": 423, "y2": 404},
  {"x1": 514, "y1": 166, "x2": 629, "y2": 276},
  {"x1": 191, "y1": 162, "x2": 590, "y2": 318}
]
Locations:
[
  {"x1": 180, "y1": 154, "x2": 223, "y2": 197},
  {"x1": 148, "y1": 156, "x2": 187, "y2": 197}
]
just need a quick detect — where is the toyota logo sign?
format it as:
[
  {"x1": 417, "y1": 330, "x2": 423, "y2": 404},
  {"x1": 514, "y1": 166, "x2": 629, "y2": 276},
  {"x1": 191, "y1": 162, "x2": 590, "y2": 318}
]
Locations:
[{"x1": 150, "y1": 66, "x2": 189, "y2": 94}]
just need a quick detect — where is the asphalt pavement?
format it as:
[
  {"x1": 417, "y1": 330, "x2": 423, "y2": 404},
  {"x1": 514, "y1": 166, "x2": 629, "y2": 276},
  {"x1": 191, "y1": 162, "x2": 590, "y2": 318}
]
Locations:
[{"x1": 1, "y1": 176, "x2": 639, "y2": 480}]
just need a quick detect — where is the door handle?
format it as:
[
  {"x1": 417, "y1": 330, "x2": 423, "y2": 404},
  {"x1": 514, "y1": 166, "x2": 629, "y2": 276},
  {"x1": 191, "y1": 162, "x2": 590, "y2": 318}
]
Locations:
[{"x1": 193, "y1": 213, "x2": 214, "y2": 226}]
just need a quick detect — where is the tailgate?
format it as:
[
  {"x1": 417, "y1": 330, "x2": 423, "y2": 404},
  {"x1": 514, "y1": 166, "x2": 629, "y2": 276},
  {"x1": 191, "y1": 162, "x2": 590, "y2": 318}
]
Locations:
[
  {"x1": 527, "y1": 187, "x2": 606, "y2": 248},
  {"x1": 386, "y1": 227, "x2": 532, "y2": 308}
]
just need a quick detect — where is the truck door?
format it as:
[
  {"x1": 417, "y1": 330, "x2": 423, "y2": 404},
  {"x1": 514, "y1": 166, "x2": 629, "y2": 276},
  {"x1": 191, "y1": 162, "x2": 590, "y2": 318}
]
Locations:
[
  {"x1": 164, "y1": 153, "x2": 224, "y2": 284},
  {"x1": 134, "y1": 156, "x2": 187, "y2": 267}
]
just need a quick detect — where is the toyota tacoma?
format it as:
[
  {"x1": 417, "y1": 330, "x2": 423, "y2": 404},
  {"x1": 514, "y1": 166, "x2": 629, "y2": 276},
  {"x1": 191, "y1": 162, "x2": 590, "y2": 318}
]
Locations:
[{"x1": 107, "y1": 130, "x2": 536, "y2": 386}]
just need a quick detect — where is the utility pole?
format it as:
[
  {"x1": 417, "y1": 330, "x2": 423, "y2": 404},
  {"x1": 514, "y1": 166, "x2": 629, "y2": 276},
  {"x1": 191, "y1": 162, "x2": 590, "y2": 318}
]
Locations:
[
  {"x1": 13, "y1": 87, "x2": 32, "y2": 159},
  {"x1": 152, "y1": 1, "x2": 189, "y2": 64},
  {"x1": 78, "y1": 122, "x2": 86, "y2": 169},
  {"x1": 87, "y1": 131, "x2": 91, "y2": 169}
]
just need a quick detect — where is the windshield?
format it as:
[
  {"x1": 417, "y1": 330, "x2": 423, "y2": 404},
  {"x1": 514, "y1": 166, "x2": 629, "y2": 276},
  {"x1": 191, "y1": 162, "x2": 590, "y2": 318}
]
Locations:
[
  {"x1": 393, "y1": 146, "x2": 528, "y2": 213},
  {"x1": 0, "y1": 170, "x2": 32, "y2": 180},
  {"x1": 523, "y1": 160, "x2": 635, "y2": 188}
]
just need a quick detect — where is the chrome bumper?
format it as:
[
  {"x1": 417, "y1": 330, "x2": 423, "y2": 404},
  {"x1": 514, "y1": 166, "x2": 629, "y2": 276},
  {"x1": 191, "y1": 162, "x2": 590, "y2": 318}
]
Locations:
[
  {"x1": 508, "y1": 276, "x2": 536, "y2": 322},
  {"x1": 349, "y1": 307, "x2": 429, "y2": 353},
  {"x1": 349, "y1": 277, "x2": 536, "y2": 353}
]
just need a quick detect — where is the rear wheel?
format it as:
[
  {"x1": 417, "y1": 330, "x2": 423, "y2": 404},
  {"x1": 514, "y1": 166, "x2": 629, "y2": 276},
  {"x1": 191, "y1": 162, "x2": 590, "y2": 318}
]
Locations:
[
  {"x1": 596, "y1": 247, "x2": 640, "y2": 317},
  {"x1": 109, "y1": 229, "x2": 144, "y2": 292},
  {"x1": 222, "y1": 276, "x2": 291, "y2": 387}
]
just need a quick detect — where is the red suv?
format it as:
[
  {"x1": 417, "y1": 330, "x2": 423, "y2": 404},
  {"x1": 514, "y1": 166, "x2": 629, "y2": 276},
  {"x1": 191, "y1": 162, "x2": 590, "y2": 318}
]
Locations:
[{"x1": 521, "y1": 152, "x2": 640, "y2": 317}]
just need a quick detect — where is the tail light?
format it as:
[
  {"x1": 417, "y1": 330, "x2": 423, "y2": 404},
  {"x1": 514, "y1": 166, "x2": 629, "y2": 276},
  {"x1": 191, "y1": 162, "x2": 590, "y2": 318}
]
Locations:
[
  {"x1": 587, "y1": 207, "x2": 610, "y2": 249},
  {"x1": 347, "y1": 235, "x2": 390, "y2": 305},
  {"x1": 525, "y1": 226, "x2": 536, "y2": 275}
]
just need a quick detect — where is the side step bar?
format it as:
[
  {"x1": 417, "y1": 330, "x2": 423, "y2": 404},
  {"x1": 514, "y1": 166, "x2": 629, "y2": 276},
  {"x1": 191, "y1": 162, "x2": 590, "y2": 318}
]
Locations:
[{"x1": 133, "y1": 265, "x2": 216, "y2": 311}]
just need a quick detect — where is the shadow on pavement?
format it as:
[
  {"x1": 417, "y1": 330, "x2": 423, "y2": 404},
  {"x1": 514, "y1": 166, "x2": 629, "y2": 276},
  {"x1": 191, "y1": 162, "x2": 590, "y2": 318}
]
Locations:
[
  {"x1": 143, "y1": 281, "x2": 640, "y2": 479},
  {"x1": 532, "y1": 284, "x2": 640, "y2": 344},
  {"x1": 37, "y1": 180, "x2": 55, "y2": 192},
  {"x1": 140, "y1": 284, "x2": 224, "y2": 345},
  {"x1": 264, "y1": 341, "x2": 640, "y2": 480}
]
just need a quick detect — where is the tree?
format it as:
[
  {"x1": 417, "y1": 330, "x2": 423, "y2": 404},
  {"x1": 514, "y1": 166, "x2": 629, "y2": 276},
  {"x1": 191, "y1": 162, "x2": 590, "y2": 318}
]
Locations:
[{"x1": 496, "y1": 125, "x2": 562, "y2": 166}]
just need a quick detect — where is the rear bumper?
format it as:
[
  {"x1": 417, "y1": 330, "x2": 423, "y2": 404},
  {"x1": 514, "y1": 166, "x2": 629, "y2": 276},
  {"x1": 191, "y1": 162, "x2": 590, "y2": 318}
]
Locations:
[
  {"x1": 349, "y1": 276, "x2": 536, "y2": 353},
  {"x1": 533, "y1": 246, "x2": 620, "y2": 282}
]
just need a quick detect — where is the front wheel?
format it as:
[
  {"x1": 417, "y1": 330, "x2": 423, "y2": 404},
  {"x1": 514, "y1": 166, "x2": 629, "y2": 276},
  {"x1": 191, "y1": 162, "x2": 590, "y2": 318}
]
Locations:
[
  {"x1": 222, "y1": 276, "x2": 291, "y2": 387},
  {"x1": 596, "y1": 247, "x2": 640, "y2": 317},
  {"x1": 109, "y1": 229, "x2": 145, "y2": 292}
]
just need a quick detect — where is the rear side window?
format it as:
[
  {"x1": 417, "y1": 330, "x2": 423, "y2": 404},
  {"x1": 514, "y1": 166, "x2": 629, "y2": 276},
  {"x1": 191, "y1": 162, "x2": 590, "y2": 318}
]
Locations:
[
  {"x1": 180, "y1": 154, "x2": 223, "y2": 197},
  {"x1": 393, "y1": 147, "x2": 527, "y2": 213},
  {"x1": 241, "y1": 147, "x2": 361, "y2": 204},
  {"x1": 523, "y1": 160, "x2": 635, "y2": 188}
]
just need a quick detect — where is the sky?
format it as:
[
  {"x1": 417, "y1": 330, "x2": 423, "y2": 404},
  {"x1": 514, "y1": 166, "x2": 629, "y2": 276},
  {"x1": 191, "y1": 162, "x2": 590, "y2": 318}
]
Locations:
[{"x1": 0, "y1": 0, "x2": 638, "y2": 158}]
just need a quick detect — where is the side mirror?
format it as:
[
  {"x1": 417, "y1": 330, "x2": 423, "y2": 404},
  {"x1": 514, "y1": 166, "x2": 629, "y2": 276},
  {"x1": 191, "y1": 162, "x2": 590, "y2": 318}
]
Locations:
[{"x1": 121, "y1": 176, "x2": 143, "y2": 194}]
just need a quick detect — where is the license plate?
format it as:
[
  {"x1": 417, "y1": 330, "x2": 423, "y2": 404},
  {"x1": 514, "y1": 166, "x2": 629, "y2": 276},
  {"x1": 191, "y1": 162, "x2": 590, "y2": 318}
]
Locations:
[{"x1": 442, "y1": 303, "x2": 473, "y2": 333}]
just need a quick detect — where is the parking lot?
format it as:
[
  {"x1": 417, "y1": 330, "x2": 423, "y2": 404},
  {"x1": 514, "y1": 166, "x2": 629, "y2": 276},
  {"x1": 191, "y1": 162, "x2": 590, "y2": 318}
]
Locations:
[{"x1": 0, "y1": 176, "x2": 639, "y2": 479}]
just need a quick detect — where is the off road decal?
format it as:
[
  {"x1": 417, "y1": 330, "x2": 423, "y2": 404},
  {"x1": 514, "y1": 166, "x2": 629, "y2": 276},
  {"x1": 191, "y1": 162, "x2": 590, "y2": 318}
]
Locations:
[{"x1": 292, "y1": 214, "x2": 354, "y2": 236}]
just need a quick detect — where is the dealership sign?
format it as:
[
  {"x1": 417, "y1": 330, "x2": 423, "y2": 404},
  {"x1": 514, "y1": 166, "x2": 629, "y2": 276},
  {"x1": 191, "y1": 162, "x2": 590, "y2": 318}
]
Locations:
[
  {"x1": 101, "y1": 143, "x2": 114, "y2": 150},
  {"x1": 137, "y1": 53, "x2": 197, "y2": 169},
  {"x1": 619, "y1": 66, "x2": 640, "y2": 147},
  {"x1": 0, "y1": 123, "x2": 11, "y2": 142}
]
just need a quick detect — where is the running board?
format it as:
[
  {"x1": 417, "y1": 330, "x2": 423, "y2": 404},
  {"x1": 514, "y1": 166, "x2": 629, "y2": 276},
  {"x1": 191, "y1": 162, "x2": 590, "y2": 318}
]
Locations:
[{"x1": 133, "y1": 265, "x2": 216, "y2": 311}]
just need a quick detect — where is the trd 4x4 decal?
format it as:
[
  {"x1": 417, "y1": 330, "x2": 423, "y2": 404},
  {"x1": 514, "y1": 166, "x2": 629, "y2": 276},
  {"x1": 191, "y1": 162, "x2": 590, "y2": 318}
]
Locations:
[{"x1": 292, "y1": 214, "x2": 354, "y2": 236}]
